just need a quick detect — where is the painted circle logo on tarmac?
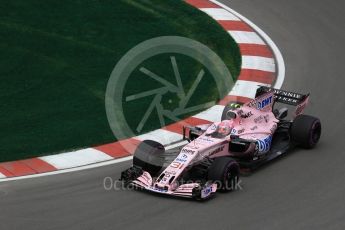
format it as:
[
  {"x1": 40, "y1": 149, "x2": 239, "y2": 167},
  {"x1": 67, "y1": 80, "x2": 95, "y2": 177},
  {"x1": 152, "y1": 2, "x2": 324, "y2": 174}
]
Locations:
[{"x1": 105, "y1": 36, "x2": 234, "y2": 152}]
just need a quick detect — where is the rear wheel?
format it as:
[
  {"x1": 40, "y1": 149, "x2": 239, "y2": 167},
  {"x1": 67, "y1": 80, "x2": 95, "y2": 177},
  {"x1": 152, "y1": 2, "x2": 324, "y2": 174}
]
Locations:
[
  {"x1": 133, "y1": 140, "x2": 165, "y2": 176},
  {"x1": 208, "y1": 157, "x2": 240, "y2": 191},
  {"x1": 290, "y1": 115, "x2": 321, "y2": 149}
]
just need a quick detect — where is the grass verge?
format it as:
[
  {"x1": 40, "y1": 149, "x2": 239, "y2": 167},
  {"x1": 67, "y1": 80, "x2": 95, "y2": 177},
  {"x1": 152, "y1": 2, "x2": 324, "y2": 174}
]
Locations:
[{"x1": 0, "y1": 0, "x2": 241, "y2": 162}]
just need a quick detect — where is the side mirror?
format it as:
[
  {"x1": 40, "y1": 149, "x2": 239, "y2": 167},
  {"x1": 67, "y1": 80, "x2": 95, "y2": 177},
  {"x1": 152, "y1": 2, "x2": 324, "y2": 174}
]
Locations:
[{"x1": 182, "y1": 126, "x2": 191, "y2": 142}]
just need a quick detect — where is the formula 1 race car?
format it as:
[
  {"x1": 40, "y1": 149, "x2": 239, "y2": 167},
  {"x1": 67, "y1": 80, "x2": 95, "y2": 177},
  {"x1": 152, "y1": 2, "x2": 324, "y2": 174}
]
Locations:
[{"x1": 120, "y1": 86, "x2": 321, "y2": 200}]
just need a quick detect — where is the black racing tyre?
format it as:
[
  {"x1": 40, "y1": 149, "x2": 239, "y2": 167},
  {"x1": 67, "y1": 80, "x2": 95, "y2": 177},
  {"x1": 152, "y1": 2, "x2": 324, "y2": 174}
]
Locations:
[
  {"x1": 133, "y1": 140, "x2": 165, "y2": 176},
  {"x1": 290, "y1": 114, "x2": 321, "y2": 149},
  {"x1": 221, "y1": 102, "x2": 242, "y2": 121},
  {"x1": 208, "y1": 157, "x2": 240, "y2": 191}
]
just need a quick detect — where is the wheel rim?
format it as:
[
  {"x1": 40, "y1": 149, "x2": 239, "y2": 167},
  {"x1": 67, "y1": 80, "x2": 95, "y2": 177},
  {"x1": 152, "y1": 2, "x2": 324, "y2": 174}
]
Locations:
[
  {"x1": 311, "y1": 121, "x2": 321, "y2": 144},
  {"x1": 224, "y1": 163, "x2": 238, "y2": 190}
]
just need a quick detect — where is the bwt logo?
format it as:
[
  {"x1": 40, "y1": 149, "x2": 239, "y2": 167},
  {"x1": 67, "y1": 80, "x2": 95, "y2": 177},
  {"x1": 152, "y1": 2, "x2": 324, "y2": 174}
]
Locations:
[{"x1": 257, "y1": 96, "x2": 273, "y2": 109}]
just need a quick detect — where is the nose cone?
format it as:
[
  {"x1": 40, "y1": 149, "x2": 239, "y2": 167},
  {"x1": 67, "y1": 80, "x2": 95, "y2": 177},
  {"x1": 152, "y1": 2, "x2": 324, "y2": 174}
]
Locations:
[{"x1": 154, "y1": 146, "x2": 199, "y2": 190}]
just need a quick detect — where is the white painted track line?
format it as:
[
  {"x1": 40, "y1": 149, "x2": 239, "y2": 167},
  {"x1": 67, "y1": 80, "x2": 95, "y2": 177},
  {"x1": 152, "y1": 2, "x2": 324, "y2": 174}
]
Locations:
[
  {"x1": 229, "y1": 31, "x2": 265, "y2": 45},
  {"x1": 211, "y1": 0, "x2": 285, "y2": 88},
  {"x1": 193, "y1": 105, "x2": 225, "y2": 123},
  {"x1": 242, "y1": 56, "x2": 276, "y2": 72},
  {"x1": 0, "y1": 156, "x2": 133, "y2": 182},
  {"x1": 0, "y1": 141, "x2": 187, "y2": 182},
  {"x1": 200, "y1": 8, "x2": 240, "y2": 21},
  {"x1": 39, "y1": 148, "x2": 113, "y2": 170},
  {"x1": 135, "y1": 129, "x2": 183, "y2": 146},
  {"x1": 0, "y1": 172, "x2": 6, "y2": 179}
]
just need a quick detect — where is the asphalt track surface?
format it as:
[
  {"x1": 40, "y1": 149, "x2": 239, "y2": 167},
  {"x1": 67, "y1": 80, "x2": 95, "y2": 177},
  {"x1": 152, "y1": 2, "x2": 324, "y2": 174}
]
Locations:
[{"x1": 1, "y1": 1, "x2": 345, "y2": 229}]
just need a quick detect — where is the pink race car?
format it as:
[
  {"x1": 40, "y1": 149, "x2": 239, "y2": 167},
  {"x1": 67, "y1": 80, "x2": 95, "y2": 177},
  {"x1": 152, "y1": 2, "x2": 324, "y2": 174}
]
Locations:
[{"x1": 120, "y1": 86, "x2": 321, "y2": 200}]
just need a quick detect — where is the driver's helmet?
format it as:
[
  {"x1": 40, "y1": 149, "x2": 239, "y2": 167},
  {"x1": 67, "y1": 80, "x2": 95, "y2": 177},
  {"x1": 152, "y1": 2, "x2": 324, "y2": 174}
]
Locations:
[{"x1": 217, "y1": 120, "x2": 232, "y2": 136}]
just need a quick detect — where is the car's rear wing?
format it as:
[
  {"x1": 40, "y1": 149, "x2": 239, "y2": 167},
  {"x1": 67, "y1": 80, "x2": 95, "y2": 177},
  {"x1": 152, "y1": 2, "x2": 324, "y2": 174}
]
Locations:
[{"x1": 256, "y1": 86, "x2": 309, "y2": 106}]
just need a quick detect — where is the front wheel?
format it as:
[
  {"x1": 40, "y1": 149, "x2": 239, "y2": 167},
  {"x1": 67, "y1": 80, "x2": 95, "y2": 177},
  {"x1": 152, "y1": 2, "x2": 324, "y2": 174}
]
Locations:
[
  {"x1": 290, "y1": 115, "x2": 321, "y2": 149},
  {"x1": 133, "y1": 140, "x2": 165, "y2": 176},
  {"x1": 208, "y1": 157, "x2": 240, "y2": 191}
]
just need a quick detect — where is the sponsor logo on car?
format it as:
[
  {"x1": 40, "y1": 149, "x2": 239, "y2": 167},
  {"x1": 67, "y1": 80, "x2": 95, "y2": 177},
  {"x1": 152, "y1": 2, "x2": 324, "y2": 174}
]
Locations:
[
  {"x1": 175, "y1": 158, "x2": 187, "y2": 163},
  {"x1": 237, "y1": 128, "x2": 245, "y2": 134},
  {"x1": 201, "y1": 185, "x2": 213, "y2": 198},
  {"x1": 208, "y1": 145, "x2": 225, "y2": 156},
  {"x1": 152, "y1": 187, "x2": 168, "y2": 193},
  {"x1": 274, "y1": 89, "x2": 303, "y2": 99},
  {"x1": 251, "y1": 125, "x2": 258, "y2": 131},
  {"x1": 254, "y1": 114, "x2": 269, "y2": 123},
  {"x1": 238, "y1": 110, "x2": 253, "y2": 119},
  {"x1": 199, "y1": 137, "x2": 214, "y2": 142},
  {"x1": 257, "y1": 95, "x2": 273, "y2": 110},
  {"x1": 256, "y1": 135, "x2": 272, "y2": 153},
  {"x1": 248, "y1": 93, "x2": 274, "y2": 111},
  {"x1": 232, "y1": 128, "x2": 245, "y2": 135},
  {"x1": 175, "y1": 156, "x2": 188, "y2": 163},
  {"x1": 170, "y1": 162, "x2": 184, "y2": 169},
  {"x1": 181, "y1": 149, "x2": 195, "y2": 154},
  {"x1": 254, "y1": 116, "x2": 263, "y2": 123},
  {"x1": 164, "y1": 170, "x2": 176, "y2": 176},
  {"x1": 277, "y1": 96, "x2": 298, "y2": 104}
]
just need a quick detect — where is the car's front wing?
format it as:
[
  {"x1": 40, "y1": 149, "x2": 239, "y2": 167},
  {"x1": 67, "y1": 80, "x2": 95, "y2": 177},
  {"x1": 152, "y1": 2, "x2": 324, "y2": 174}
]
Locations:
[{"x1": 122, "y1": 167, "x2": 217, "y2": 199}]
